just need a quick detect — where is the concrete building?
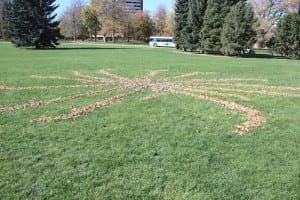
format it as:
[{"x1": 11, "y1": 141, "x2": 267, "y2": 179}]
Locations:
[{"x1": 122, "y1": 0, "x2": 143, "y2": 14}]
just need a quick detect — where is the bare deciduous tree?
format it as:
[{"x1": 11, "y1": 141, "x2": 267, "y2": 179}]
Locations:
[
  {"x1": 153, "y1": 5, "x2": 168, "y2": 36},
  {"x1": 289, "y1": 0, "x2": 300, "y2": 13},
  {"x1": 120, "y1": 12, "x2": 134, "y2": 42},
  {"x1": 164, "y1": 12, "x2": 175, "y2": 37},
  {"x1": 249, "y1": 0, "x2": 296, "y2": 48},
  {"x1": 60, "y1": 0, "x2": 86, "y2": 40}
]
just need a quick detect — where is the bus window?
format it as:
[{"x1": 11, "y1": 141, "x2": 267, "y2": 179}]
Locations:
[{"x1": 149, "y1": 37, "x2": 175, "y2": 48}]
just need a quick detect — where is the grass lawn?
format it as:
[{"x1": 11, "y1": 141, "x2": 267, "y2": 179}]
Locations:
[{"x1": 0, "y1": 42, "x2": 299, "y2": 199}]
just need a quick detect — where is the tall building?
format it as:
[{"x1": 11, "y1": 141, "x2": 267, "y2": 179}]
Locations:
[{"x1": 122, "y1": 0, "x2": 143, "y2": 14}]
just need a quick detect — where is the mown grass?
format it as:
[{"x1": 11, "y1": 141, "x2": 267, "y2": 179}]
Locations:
[{"x1": 0, "y1": 42, "x2": 299, "y2": 199}]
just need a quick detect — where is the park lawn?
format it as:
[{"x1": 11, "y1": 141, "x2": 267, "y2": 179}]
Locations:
[{"x1": 0, "y1": 42, "x2": 299, "y2": 199}]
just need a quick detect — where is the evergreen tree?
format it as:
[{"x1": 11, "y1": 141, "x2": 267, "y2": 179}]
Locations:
[
  {"x1": 200, "y1": 0, "x2": 241, "y2": 53},
  {"x1": 0, "y1": 0, "x2": 6, "y2": 39},
  {"x1": 174, "y1": 0, "x2": 189, "y2": 50},
  {"x1": 223, "y1": 0, "x2": 241, "y2": 10},
  {"x1": 274, "y1": 13, "x2": 300, "y2": 59},
  {"x1": 3, "y1": 0, "x2": 32, "y2": 46},
  {"x1": 221, "y1": 1, "x2": 256, "y2": 56},
  {"x1": 200, "y1": 0, "x2": 223, "y2": 53},
  {"x1": 3, "y1": 0, "x2": 60, "y2": 48},
  {"x1": 185, "y1": 0, "x2": 207, "y2": 51},
  {"x1": 2, "y1": 0, "x2": 12, "y2": 40}
]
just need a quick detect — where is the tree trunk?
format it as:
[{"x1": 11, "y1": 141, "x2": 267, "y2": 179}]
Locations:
[
  {"x1": 112, "y1": 21, "x2": 116, "y2": 43},
  {"x1": 72, "y1": 16, "x2": 77, "y2": 41},
  {"x1": 112, "y1": 29, "x2": 115, "y2": 43}
]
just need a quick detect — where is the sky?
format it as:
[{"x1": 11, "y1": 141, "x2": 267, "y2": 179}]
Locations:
[{"x1": 55, "y1": 0, "x2": 175, "y2": 17}]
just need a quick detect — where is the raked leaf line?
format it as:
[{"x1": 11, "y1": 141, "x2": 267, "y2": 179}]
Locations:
[{"x1": 1, "y1": 69, "x2": 299, "y2": 135}]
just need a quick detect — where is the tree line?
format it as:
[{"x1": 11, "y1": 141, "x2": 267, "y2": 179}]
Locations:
[
  {"x1": 0, "y1": 0, "x2": 299, "y2": 59},
  {"x1": 0, "y1": 0, "x2": 174, "y2": 47},
  {"x1": 174, "y1": 0, "x2": 255, "y2": 55},
  {"x1": 174, "y1": 0, "x2": 300, "y2": 58},
  {"x1": 59, "y1": 0, "x2": 174, "y2": 43}
]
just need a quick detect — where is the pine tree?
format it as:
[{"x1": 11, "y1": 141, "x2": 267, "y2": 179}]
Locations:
[
  {"x1": 174, "y1": 0, "x2": 189, "y2": 50},
  {"x1": 275, "y1": 13, "x2": 300, "y2": 59},
  {"x1": 3, "y1": 0, "x2": 33, "y2": 46},
  {"x1": 200, "y1": 0, "x2": 241, "y2": 53},
  {"x1": 185, "y1": 0, "x2": 207, "y2": 51},
  {"x1": 3, "y1": 0, "x2": 60, "y2": 48},
  {"x1": 221, "y1": 1, "x2": 256, "y2": 56},
  {"x1": 33, "y1": 0, "x2": 60, "y2": 48},
  {"x1": 200, "y1": 0, "x2": 222, "y2": 53},
  {"x1": 2, "y1": 0, "x2": 12, "y2": 40},
  {"x1": 0, "y1": 0, "x2": 6, "y2": 39}
]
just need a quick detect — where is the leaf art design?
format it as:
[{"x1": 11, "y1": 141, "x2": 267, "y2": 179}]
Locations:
[{"x1": 1, "y1": 70, "x2": 299, "y2": 135}]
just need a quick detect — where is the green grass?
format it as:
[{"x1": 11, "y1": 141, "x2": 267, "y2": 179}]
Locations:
[{"x1": 0, "y1": 42, "x2": 299, "y2": 199}]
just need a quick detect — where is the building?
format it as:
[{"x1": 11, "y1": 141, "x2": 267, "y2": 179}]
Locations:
[{"x1": 122, "y1": 0, "x2": 143, "y2": 14}]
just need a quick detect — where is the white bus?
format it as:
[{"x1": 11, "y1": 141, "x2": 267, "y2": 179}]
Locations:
[{"x1": 149, "y1": 36, "x2": 176, "y2": 48}]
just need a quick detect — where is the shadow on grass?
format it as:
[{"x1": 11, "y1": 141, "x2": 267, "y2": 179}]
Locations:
[
  {"x1": 242, "y1": 53, "x2": 287, "y2": 59},
  {"x1": 180, "y1": 50, "x2": 287, "y2": 60},
  {"x1": 26, "y1": 47, "x2": 136, "y2": 51}
]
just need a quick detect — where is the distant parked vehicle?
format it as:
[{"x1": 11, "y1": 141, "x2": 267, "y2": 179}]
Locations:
[{"x1": 149, "y1": 36, "x2": 175, "y2": 48}]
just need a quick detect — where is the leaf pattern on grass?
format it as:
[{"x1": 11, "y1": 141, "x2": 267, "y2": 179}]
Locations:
[{"x1": 1, "y1": 69, "x2": 299, "y2": 135}]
